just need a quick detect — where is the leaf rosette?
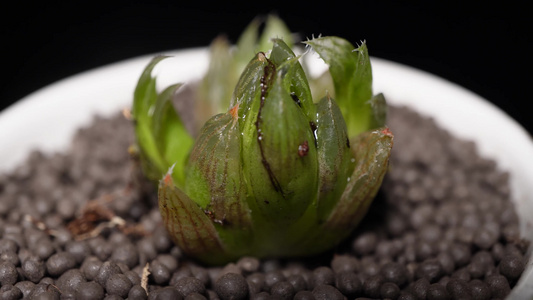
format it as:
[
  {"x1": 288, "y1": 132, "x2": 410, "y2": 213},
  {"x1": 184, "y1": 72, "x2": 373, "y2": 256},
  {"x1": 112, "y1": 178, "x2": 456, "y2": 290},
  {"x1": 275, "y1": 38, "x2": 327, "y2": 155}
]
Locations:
[{"x1": 132, "y1": 16, "x2": 393, "y2": 265}]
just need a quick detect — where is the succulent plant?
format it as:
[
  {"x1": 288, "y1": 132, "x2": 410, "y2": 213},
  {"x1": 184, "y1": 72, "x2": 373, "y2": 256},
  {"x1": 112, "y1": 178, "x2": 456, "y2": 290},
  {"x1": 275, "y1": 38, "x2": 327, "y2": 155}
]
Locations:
[{"x1": 132, "y1": 16, "x2": 393, "y2": 265}]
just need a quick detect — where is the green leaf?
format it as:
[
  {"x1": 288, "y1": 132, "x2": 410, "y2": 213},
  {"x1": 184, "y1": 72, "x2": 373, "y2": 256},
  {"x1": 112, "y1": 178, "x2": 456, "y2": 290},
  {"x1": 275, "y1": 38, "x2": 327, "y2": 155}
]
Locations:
[
  {"x1": 270, "y1": 38, "x2": 316, "y2": 125},
  {"x1": 195, "y1": 14, "x2": 294, "y2": 128},
  {"x1": 229, "y1": 52, "x2": 270, "y2": 124},
  {"x1": 305, "y1": 37, "x2": 376, "y2": 137},
  {"x1": 132, "y1": 56, "x2": 193, "y2": 185},
  {"x1": 369, "y1": 92, "x2": 387, "y2": 129},
  {"x1": 185, "y1": 111, "x2": 251, "y2": 227},
  {"x1": 132, "y1": 56, "x2": 169, "y2": 181},
  {"x1": 315, "y1": 95, "x2": 355, "y2": 222},
  {"x1": 184, "y1": 110, "x2": 254, "y2": 259},
  {"x1": 159, "y1": 172, "x2": 230, "y2": 265},
  {"x1": 325, "y1": 127, "x2": 393, "y2": 230},
  {"x1": 242, "y1": 73, "x2": 318, "y2": 225},
  {"x1": 152, "y1": 84, "x2": 194, "y2": 187},
  {"x1": 289, "y1": 127, "x2": 393, "y2": 254},
  {"x1": 133, "y1": 55, "x2": 169, "y2": 122}
]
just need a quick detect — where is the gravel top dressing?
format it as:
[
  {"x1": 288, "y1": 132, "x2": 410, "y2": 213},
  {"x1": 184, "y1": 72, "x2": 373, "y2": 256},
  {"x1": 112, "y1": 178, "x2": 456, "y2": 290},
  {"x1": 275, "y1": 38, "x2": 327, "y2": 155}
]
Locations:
[{"x1": 0, "y1": 104, "x2": 529, "y2": 300}]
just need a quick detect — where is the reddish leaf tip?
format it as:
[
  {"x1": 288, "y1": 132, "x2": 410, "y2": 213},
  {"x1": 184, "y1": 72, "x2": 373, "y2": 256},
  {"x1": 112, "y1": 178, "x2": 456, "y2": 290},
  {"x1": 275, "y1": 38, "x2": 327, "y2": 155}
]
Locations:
[
  {"x1": 229, "y1": 103, "x2": 239, "y2": 119},
  {"x1": 163, "y1": 173, "x2": 173, "y2": 186},
  {"x1": 381, "y1": 127, "x2": 393, "y2": 137},
  {"x1": 162, "y1": 164, "x2": 176, "y2": 187}
]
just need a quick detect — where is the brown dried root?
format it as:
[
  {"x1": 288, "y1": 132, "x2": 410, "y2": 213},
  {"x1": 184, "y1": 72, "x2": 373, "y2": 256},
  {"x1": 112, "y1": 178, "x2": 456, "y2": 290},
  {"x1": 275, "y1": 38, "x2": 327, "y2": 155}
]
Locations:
[
  {"x1": 67, "y1": 189, "x2": 148, "y2": 240},
  {"x1": 24, "y1": 214, "x2": 61, "y2": 237}
]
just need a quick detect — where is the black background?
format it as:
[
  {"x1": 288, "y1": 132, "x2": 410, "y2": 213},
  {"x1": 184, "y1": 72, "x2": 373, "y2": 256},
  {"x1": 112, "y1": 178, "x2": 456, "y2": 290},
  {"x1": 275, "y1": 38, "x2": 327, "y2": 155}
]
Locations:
[{"x1": 2, "y1": 1, "x2": 531, "y2": 134}]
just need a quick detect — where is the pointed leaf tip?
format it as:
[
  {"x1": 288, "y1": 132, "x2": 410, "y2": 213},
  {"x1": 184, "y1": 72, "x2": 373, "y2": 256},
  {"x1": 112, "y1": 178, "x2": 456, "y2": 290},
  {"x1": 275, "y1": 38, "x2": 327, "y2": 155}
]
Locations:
[
  {"x1": 305, "y1": 36, "x2": 376, "y2": 137},
  {"x1": 162, "y1": 164, "x2": 176, "y2": 187}
]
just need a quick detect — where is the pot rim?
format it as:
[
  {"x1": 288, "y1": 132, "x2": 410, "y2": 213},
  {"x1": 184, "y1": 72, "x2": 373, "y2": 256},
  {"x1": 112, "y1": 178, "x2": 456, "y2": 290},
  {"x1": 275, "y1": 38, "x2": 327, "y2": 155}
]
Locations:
[{"x1": 0, "y1": 47, "x2": 531, "y2": 298}]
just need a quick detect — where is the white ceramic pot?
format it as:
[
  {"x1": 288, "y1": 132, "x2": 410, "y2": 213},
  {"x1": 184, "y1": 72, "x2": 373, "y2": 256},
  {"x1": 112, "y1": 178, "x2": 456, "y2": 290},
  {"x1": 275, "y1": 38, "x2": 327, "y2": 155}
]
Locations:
[{"x1": 0, "y1": 48, "x2": 531, "y2": 298}]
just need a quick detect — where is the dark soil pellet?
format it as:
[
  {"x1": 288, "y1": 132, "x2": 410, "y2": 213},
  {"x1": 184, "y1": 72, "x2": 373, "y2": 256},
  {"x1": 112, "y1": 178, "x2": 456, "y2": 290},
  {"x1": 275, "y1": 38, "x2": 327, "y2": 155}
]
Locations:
[
  {"x1": 0, "y1": 104, "x2": 529, "y2": 299},
  {"x1": 188, "y1": 266, "x2": 209, "y2": 287},
  {"x1": 246, "y1": 280, "x2": 261, "y2": 296},
  {"x1": 13, "y1": 281, "x2": 34, "y2": 298},
  {"x1": 76, "y1": 281, "x2": 105, "y2": 300},
  {"x1": 80, "y1": 256, "x2": 103, "y2": 281},
  {"x1": 89, "y1": 237, "x2": 113, "y2": 261},
  {"x1": 105, "y1": 273, "x2": 132, "y2": 298},
  {"x1": 352, "y1": 232, "x2": 378, "y2": 256},
  {"x1": 330, "y1": 254, "x2": 359, "y2": 273},
  {"x1": 381, "y1": 261, "x2": 409, "y2": 287},
  {"x1": 485, "y1": 274, "x2": 511, "y2": 298},
  {"x1": 311, "y1": 266, "x2": 335, "y2": 288},
  {"x1": 263, "y1": 270, "x2": 285, "y2": 292},
  {"x1": 270, "y1": 280, "x2": 296, "y2": 299},
  {"x1": 175, "y1": 276, "x2": 207, "y2": 298},
  {"x1": 287, "y1": 274, "x2": 307, "y2": 292},
  {"x1": 380, "y1": 282, "x2": 401, "y2": 299},
  {"x1": 467, "y1": 251, "x2": 494, "y2": 279},
  {"x1": 0, "y1": 261, "x2": 17, "y2": 286},
  {"x1": 214, "y1": 272, "x2": 248, "y2": 300},
  {"x1": 95, "y1": 261, "x2": 122, "y2": 287},
  {"x1": 499, "y1": 254, "x2": 526, "y2": 282},
  {"x1": 360, "y1": 257, "x2": 380, "y2": 278},
  {"x1": 170, "y1": 266, "x2": 193, "y2": 286},
  {"x1": 0, "y1": 239, "x2": 18, "y2": 253},
  {"x1": 124, "y1": 269, "x2": 141, "y2": 286},
  {"x1": 21, "y1": 258, "x2": 45, "y2": 283},
  {"x1": 26, "y1": 282, "x2": 60, "y2": 299},
  {"x1": 294, "y1": 290, "x2": 316, "y2": 300},
  {"x1": 473, "y1": 223, "x2": 500, "y2": 250},
  {"x1": 128, "y1": 284, "x2": 148, "y2": 299},
  {"x1": 0, "y1": 284, "x2": 22, "y2": 300},
  {"x1": 149, "y1": 259, "x2": 171, "y2": 285},
  {"x1": 246, "y1": 272, "x2": 265, "y2": 290},
  {"x1": 110, "y1": 241, "x2": 138, "y2": 269},
  {"x1": 452, "y1": 267, "x2": 472, "y2": 282},
  {"x1": 362, "y1": 274, "x2": 384, "y2": 298},
  {"x1": 426, "y1": 283, "x2": 449, "y2": 300},
  {"x1": 436, "y1": 252, "x2": 455, "y2": 276},
  {"x1": 469, "y1": 279, "x2": 491, "y2": 300},
  {"x1": 0, "y1": 251, "x2": 18, "y2": 267},
  {"x1": 335, "y1": 271, "x2": 361, "y2": 297},
  {"x1": 155, "y1": 254, "x2": 178, "y2": 273},
  {"x1": 312, "y1": 284, "x2": 344, "y2": 300},
  {"x1": 446, "y1": 278, "x2": 471, "y2": 299},
  {"x1": 55, "y1": 268, "x2": 86, "y2": 292},
  {"x1": 415, "y1": 259, "x2": 443, "y2": 283},
  {"x1": 45, "y1": 252, "x2": 76, "y2": 277},
  {"x1": 149, "y1": 286, "x2": 181, "y2": 300},
  {"x1": 185, "y1": 292, "x2": 207, "y2": 300},
  {"x1": 237, "y1": 256, "x2": 260, "y2": 273},
  {"x1": 65, "y1": 240, "x2": 92, "y2": 264},
  {"x1": 251, "y1": 291, "x2": 270, "y2": 300},
  {"x1": 450, "y1": 243, "x2": 472, "y2": 268},
  {"x1": 34, "y1": 238, "x2": 55, "y2": 261},
  {"x1": 410, "y1": 277, "x2": 430, "y2": 299}
]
